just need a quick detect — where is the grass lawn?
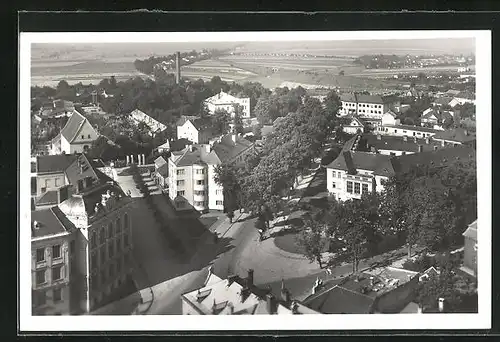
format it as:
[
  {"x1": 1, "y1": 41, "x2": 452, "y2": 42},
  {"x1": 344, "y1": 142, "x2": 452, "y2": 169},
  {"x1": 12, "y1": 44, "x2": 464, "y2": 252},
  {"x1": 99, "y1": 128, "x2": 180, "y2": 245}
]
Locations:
[{"x1": 273, "y1": 232, "x2": 330, "y2": 256}]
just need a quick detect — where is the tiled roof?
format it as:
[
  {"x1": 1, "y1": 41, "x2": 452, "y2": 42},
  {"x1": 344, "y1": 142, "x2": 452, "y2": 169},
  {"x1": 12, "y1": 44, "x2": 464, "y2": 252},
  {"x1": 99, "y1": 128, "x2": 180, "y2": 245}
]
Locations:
[
  {"x1": 433, "y1": 128, "x2": 476, "y2": 143},
  {"x1": 31, "y1": 206, "x2": 75, "y2": 239},
  {"x1": 383, "y1": 110, "x2": 397, "y2": 118},
  {"x1": 36, "y1": 154, "x2": 77, "y2": 174},
  {"x1": 191, "y1": 117, "x2": 214, "y2": 131},
  {"x1": 326, "y1": 151, "x2": 390, "y2": 173},
  {"x1": 211, "y1": 134, "x2": 254, "y2": 163},
  {"x1": 154, "y1": 156, "x2": 168, "y2": 168},
  {"x1": 156, "y1": 163, "x2": 169, "y2": 177},
  {"x1": 172, "y1": 145, "x2": 210, "y2": 167},
  {"x1": 356, "y1": 94, "x2": 385, "y2": 104},
  {"x1": 433, "y1": 97, "x2": 454, "y2": 106},
  {"x1": 64, "y1": 154, "x2": 109, "y2": 187},
  {"x1": 170, "y1": 138, "x2": 193, "y2": 152},
  {"x1": 60, "y1": 110, "x2": 87, "y2": 143},
  {"x1": 303, "y1": 285, "x2": 375, "y2": 314},
  {"x1": 176, "y1": 115, "x2": 199, "y2": 126},
  {"x1": 340, "y1": 93, "x2": 357, "y2": 102},
  {"x1": 364, "y1": 135, "x2": 443, "y2": 153},
  {"x1": 382, "y1": 124, "x2": 439, "y2": 134},
  {"x1": 35, "y1": 190, "x2": 58, "y2": 206}
]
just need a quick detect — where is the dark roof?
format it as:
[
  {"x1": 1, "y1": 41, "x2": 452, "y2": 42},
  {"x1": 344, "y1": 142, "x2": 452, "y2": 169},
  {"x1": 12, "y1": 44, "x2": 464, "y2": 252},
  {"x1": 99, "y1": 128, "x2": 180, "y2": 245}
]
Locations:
[
  {"x1": 35, "y1": 190, "x2": 58, "y2": 206},
  {"x1": 170, "y1": 138, "x2": 193, "y2": 152},
  {"x1": 433, "y1": 128, "x2": 476, "y2": 143},
  {"x1": 326, "y1": 151, "x2": 390, "y2": 173},
  {"x1": 64, "y1": 154, "x2": 108, "y2": 187},
  {"x1": 172, "y1": 145, "x2": 210, "y2": 167},
  {"x1": 36, "y1": 154, "x2": 77, "y2": 174},
  {"x1": 455, "y1": 91, "x2": 475, "y2": 100},
  {"x1": 364, "y1": 135, "x2": 443, "y2": 153},
  {"x1": 433, "y1": 97, "x2": 454, "y2": 106},
  {"x1": 60, "y1": 110, "x2": 87, "y2": 143},
  {"x1": 212, "y1": 134, "x2": 254, "y2": 163},
  {"x1": 191, "y1": 117, "x2": 214, "y2": 131},
  {"x1": 463, "y1": 220, "x2": 477, "y2": 240},
  {"x1": 176, "y1": 115, "x2": 200, "y2": 126},
  {"x1": 374, "y1": 145, "x2": 476, "y2": 177},
  {"x1": 340, "y1": 93, "x2": 357, "y2": 102},
  {"x1": 383, "y1": 124, "x2": 439, "y2": 134},
  {"x1": 31, "y1": 206, "x2": 75, "y2": 239},
  {"x1": 156, "y1": 163, "x2": 169, "y2": 177},
  {"x1": 303, "y1": 285, "x2": 375, "y2": 314}
]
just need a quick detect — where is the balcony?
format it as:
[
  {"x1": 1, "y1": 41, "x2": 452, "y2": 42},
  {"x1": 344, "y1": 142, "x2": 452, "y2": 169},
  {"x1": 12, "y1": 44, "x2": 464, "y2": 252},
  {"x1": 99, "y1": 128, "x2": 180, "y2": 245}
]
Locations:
[
  {"x1": 193, "y1": 192, "x2": 206, "y2": 201},
  {"x1": 193, "y1": 183, "x2": 207, "y2": 191}
]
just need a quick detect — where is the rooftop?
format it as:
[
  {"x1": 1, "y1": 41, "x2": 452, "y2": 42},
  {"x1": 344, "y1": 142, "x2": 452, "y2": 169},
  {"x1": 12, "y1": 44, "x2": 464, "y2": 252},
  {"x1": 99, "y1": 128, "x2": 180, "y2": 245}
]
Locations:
[
  {"x1": 36, "y1": 154, "x2": 77, "y2": 174},
  {"x1": 60, "y1": 110, "x2": 88, "y2": 143},
  {"x1": 31, "y1": 206, "x2": 75, "y2": 239},
  {"x1": 35, "y1": 190, "x2": 58, "y2": 206},
  {"x1": 433, "y1": 127, "x2": 476, "y2": 143},
  {"x1": 303, "y1": 283, "x2": 375, "y2": 314},
  {"x1": 363, "y1": 134, "x2": 443, "y2": 153},
  {"x1": 382, "y1": 124, "x2": 439, "y2": 134},
  {"x1": 463, "y1": 219, "x2": 477, "y2": 240}
]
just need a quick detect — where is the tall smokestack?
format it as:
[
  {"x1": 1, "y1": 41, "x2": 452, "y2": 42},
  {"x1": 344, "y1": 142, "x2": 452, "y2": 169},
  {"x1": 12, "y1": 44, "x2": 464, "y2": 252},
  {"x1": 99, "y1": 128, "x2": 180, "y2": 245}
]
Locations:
[{"x1": 175, "y1": 51, "x2": 181, "y2": 84}]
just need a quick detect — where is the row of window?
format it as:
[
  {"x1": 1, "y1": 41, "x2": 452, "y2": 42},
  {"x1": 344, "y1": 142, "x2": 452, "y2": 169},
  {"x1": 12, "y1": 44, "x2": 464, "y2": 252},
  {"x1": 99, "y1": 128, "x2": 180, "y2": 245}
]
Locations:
[
  {"x1": 175, "y1": 179, "x2": 206, "y2": 186},
  {"x1": 343, "y1": 102, "x2": 383, "y2": 109},
  {"x1": 35, "y1": 265, "x2": 63, "y2": 286},
  {"x1": 331, "y1": 171, "x2": 343, "y2": 179},
  {"x1": 90, "y1": 253, "x2": 130, "y2": 290},
  {"x1": 194, "y1": 190, "x2": 206, "y2": 196},
  {"x1": 346, "y1": 181, "x2": 369, "y2": 195},
  {"x1": 90, "y1": 214, "x2": 129, "y2": 249},
  {"x1": 358, "y1": 109, "x2": 383, "y2": 114},
  {"x1": 33, "y1": 288, "x2": 63, "y2": 307},
  {"x1": 41, "y1": 177, "x2": 62, "y2": 190},
  {"x1": 91, "y1": 234, "x2": 130, "y2": 268},
  {"x1": 80, "y1": 134, "x2": 92, "y2": 139},
  {"x1": 215, "y1": 189, "x2": 223, "y2": 196},
  {"x1": 36, "y1": 244, "x2": 62, "y2": 263}
]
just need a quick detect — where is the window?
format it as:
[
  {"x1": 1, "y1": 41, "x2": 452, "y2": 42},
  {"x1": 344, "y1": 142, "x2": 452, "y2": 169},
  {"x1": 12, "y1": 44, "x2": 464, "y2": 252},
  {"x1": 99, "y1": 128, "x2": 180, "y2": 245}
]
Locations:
[
  {"x1": 99, "y1": 227, "x2": 105, "y2": 244},
  {"x1": 394, "y1": 130, "x2": 398, "y2": 133},
  {"x1": 41, "y1": 187, "x2": 47, "y2": 193},
  {"x1": 354, "y1": 182, "x2": 361, "y2": 194},
  {"x1": 194, "y1": 190, "x2": 205, "y2": 196},
  {"x1": 53, "y1": 288, "x2": 62, "y2": 302},
  {"x1": 176, "y1": 201, "x2": 185, "y2": 208},
  {"x1": 196, "y1": 180, "x2": 205, "y2": 185},
  {"x1": 52, "y1": 245, "x2": 61, "y2": 259},
  {"x1": 332, "y1": 171, "x2": 336, "y2": 178},
  {"x1": 347, "y1": 181, "x2": 353, "y2": 193},
  {"x1": 91, "y1": 252, "x2": 97, "y2": 268},
  {"x1": 195, "y1": 169, "x2": 205, "y2": 175},
  {"x1": 116, "y1": 237, "x2": 121, "y2": 253},
  {"x1": 54, "y1": 178, "x2": 59, "y2": 187},
  {"x1": 116, "y1": 218, "x2": 121, "y2": 233},
  {"x1": 177, "y1": 190, "x2": 185, "y2": 197},
  {"x1": 362, "y1": 183, "x2": 368, "y2": 193},
  {"x1": 216, "y1": 200, "x2": 223, "y2": 206},
  {"x1": 52, "y1": 266, "x2": 62, "y2": 281},
  {"x1": 124, "y1": 213, "x2": 129, "y2": 230},
  {"x1": 124, "y1": 234, "x2": 129, "y2": 247},
  {"x1": 403, "y1": 130, "x2": 407, "y2": 133},
  {"x1": 390, "y1": 152, "x2": 396, "y2": 156},
  {"x1": 36, "y1": 270, "x2": 46, "y2": 285},
  {"x1": 108, "y1": 222, "x2": 113, "y2": 239},
  {"x1": 413, "y1": 132, "x2": 416, "y2": 136},
  {"x1": 100, "y1": 270, "x2": 106, "y2": 285},
  {"x1": 108, "y1": 242, "x2": 114, "y2": 258},
  {"x1": 100, "y1": 247, "x2": 106, "y2": 265},
  {"x1": 176, "y1": 180, "x2": 185, "y2": 186},
  {"x1": 216, "y1": 189, "x2": 223, "y2": 195},
  {"x1": 176, "y1": 169, "x2": 185, "y2": 176},
  {"x1": 81, "y1": 135, "x2": 84, "y2": 139},
  {"x1": 331, "y1": 182, "x2": 336, "y2": 189},
  {"x1": 36, "y1": 248, "x2": 45, "y2": 262},
  {"x1": 87, "y1": 134, "x2": 91, "y2": 139},
  {"x1": 194, "y1": 201, "x2": 205, "y2": 207}
]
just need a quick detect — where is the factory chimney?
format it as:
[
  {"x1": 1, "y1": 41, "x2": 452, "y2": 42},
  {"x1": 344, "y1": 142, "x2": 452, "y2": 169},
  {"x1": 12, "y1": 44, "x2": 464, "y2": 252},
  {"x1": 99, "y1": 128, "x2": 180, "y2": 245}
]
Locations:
[{"x1": 175, "y1": 51, "x2": 181, "y2": 84}]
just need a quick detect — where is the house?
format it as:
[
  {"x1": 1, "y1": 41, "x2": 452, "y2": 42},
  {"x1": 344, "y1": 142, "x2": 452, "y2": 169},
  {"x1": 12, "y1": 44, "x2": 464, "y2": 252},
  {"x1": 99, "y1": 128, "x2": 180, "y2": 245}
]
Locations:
[
  {"x1": 362, "y1": 134, "x2": 444, "y2": 156},
  {"x1": 342, "y1": 116, "x2": 365, "y2": 135},
  {"x1": 176, "y1": 116, "x2": 215, "y2": 144},
  {"x1": 204, "y1": 91, "x2": 251, "y2": 118},
  {"x1": 381, "y1": 110, "x2": 400, "y2": 126},
  {"x1": 50, "y1": 110, "x2": 99, "y2": 155},
  {"x1": 432, "y1": 127, "x2": 476, "y2": 147},
  {"x1": 155, "y1": 138, "x2": 192, "y2": 155},
  {"x1": 302, "y1": 269, "x2": 420, "y2": 314},
  {"x1": 339, "y1": 93, "x2": 401, "y2": 120},
  {"x1": 375, "y1": 123, "x2": 439, "y2": 139},
  {"x1": 453, "y1": 91, "x2": 476, "y2": 106},
  {"x1": 34, "y1": 154, "x2": 78, "y2": 197},
  {"x1": 168, "y1": 133, "x2": 255, "y2": 212},
  {"x1": 31, "y1": 206, "x2": 76, "y2": 315},
  {"x1": 326, "y1": 145, "x2": 475, "y2": 202},
  {"x1": 420, "y1": 108, "x2": 454, "y2": 127},
  {"x1": 154, "y1": 156, "x2": 169, "y2": 189},
  {"x1": 181, "y1": 269, "x2": 318, "y2": 315},
  {"x1": 432, "y1": 96, "x2": 459, "y2": 108},
  {"x1": 461, "y1": 220, "x2": 477, "y2": 277},
  {"x1": 130, "y1": 109, "x2": 168, "y2": 135}
]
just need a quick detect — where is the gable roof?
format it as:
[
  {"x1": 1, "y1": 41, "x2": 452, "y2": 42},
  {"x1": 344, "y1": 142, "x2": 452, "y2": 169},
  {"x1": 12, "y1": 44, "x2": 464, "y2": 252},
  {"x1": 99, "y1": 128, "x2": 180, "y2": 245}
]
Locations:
[
  {"x1": 36, "y1": 154, "x2": 77, "y2": 174},
  {"x1": 346, "y1": 116, "x2": 365, "y2": 127},
  {"x1": 340, "y1": 93, "x2": 357, "y2": 103},
  {"x1": 463, "y1": 220, "x2": 477, "y2": 240},
  {"x1": 31, "y1": 206, "x2": 75, "y2": 239},
  {"x1": 154, "y1": 156, "x2": 168, "y2": 168},
  {"x1": 211, "y1": 134, "x2": 254, "y2": 163},
  {"x1": 176, "y1": 115, "x2": 200, "y2": 126},
  {"x1": 60, "y1": 110, "x2": 89, "y2": 143},
  {"x1": 326, "y1": 151, "x2": 391, "y2": 173},
  {"x1": 383, "y1": 110, "x2": 397, "y2": 118},
  {"x1": 35, "y1": 190, "x2": 58, "y2": 206},
  {"x1": 433, "y1": 128, "x2": 476, "y2": 143},
  {"x1": 64, "y1": 153, "x2": 112, "y2": 186},
  {"x1": 303, "y1": 285, "x2": 375, "y2": 314}
]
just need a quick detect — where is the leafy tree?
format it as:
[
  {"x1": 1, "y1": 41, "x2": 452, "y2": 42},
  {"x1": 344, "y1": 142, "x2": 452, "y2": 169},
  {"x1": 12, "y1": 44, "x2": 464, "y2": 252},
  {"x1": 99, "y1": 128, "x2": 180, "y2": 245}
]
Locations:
[
  {"x1": 232, "y1": 104, "x2": 244, "y2": 135},
  {"x1": 212, "y1": 109, "x2": 231, "y2": 136},
  {"x1": 251, "y1": 123, "x2": 263, "y2": 140},
  {"x1": 296, "y1": 210, "x2": 328, "y2": 268},
  {"x1": 214, "y1": 161, "x2": 241, "y2": 213}
]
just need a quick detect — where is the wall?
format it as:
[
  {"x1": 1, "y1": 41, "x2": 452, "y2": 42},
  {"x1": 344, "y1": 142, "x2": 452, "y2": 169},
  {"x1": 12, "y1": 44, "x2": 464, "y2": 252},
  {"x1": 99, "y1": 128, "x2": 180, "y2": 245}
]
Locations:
[
  {"x1": 357, "y1": 102, "x2": 384, "y2": 118},
  {"x1": 207, "y1": 164, "x2": 224, "y2": 211},
  {"x1": 72, "y1": 121, "x2": 99, "y2": 147},
  {"x1": 191, "y1": 164, "x2": 209, "y2": 212},
  {"x1": 181, "y1": 297, "x2": 202, "y2": 315},
  {"x1": 36, "y1": 172, "x2": 67, "y2": 196},
  {"x1": 377, "y1": 149, "x2": 414, "y2": 156},
  {"x1": 177, "y1": 121, "x2": 199, "y2": 144},
  {"x1": 327, "y1": 168, "x2": 376, "y2": 202},
  {"x1": 378, "y1": 126, "x2": 437, "y2": 138},
  {"x1": 32, "y1": 234, "x2": 71, "y2": 315},
  {"x1": 340, "y1": 101, "x2": 357, "y2": 116},
  {"x1": 463, "y1": 236, "x2": 477, "y2": 275},
  {"x1": 374, "y1": 276, "x2": 419, "y2": 313}
]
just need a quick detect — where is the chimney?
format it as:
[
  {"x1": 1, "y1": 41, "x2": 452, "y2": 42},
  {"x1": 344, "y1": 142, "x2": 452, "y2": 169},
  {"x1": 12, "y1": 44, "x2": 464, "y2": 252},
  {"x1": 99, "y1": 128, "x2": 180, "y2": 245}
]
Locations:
[
  {"x1": 266, "y1": 294, "x2": 275, "y2": 314},
  {"x1": 281, "y1": 279, "x2": 291, "y2": 304},
  {"x1": 376, "y1": 134, "x2": 381, "y2": 140},
  {"x1": 247, "y1": 269, "x2": 254, "y2": 288},
  {"x1": 204, "y1": 144, "x2": 211, "y2": 153},
  {"x1": 417, "y1": 305, "x2": 422, "y2": 314},
  {"x1": 187, "y1": 145, "x2": 193, "y2": 152},
  {"x1": 434, "y1": 145, "x2": 438, "y2": 151},
  {"x1": 232, "y1": 134, "x2": 237, "y2": 144},
  {"x1": 425, "y1": 137, "x2": 430, "y2": 144},
  {"x1": 57, "y1": 185, "x2": 69, "y2": 204},
  {"x1": 441, "y1": 140, "x2": 445, "y2": 147},
  {"x1": 228, "y1": 302, "x2": 234, "y2": 315},
  {"x1": 464, "y1": 129, "x2": 468, "y2": 136},
  {"x1": 369, "y1": 276, "x2": 374, "y2": 286},
  {"x1": 438, "y1": 297, "x2": 445, "y2": 312},
  {"x1": 403, "y1": 135, "x2": 407, "y2": 142},
  {"x1": 418, "y1": 145, "x2": 423, "y2": 153},
  {"x1": 175, "y1": 51, "x2": 181, "y2": 85}
]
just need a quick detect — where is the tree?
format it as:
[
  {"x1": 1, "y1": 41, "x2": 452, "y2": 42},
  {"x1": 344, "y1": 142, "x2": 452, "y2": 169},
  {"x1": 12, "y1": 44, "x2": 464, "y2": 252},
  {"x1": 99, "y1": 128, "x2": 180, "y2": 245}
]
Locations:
[
  {"x1": 226, "y1": 210, "x2": 235, "y2": 223},
  {"x1": 214, "y1": 161, "x2": 241, "y2": 214},
  {"x1": 212, "y1": 109, "x2": 231, "y2": 136},
  {"x1": 296, "y1": 210, "x2": 328, "y2": 268},
  {"x1": 232, "y1": 104, "x2": 244, "y2": 135}
]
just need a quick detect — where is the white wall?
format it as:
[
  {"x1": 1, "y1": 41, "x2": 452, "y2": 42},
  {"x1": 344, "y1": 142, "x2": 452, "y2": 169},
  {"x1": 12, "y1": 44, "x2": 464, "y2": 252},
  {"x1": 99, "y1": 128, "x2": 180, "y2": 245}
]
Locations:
[
  {"x1": 207, "y1": 164, "x2": 224, "y2": 211},
  {"x1": 177, "y1": 121, "x2": 199, "y2": 143}
]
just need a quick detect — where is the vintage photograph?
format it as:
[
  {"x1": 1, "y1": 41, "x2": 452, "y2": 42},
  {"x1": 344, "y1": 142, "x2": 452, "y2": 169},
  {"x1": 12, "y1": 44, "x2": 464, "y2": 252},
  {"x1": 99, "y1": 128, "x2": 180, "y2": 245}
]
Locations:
[{"x1": 19, "y1": 30, "x2": 490, "y2": 331}]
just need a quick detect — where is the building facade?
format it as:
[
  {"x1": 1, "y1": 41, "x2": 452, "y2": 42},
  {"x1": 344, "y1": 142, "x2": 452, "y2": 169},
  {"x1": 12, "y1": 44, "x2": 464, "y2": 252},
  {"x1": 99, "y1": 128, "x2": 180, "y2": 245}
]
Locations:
[
  {"x1": 176, "y1": 116, "x2": 214, "y2": 144},
  {"x1": 339, "y1": 93, "x2": 400, "y2": 120},
  {"x1": 204, "y1": 91, "x2": 251, "y2": 118},
  {"x1": 130, "y1": 109, "x2": 168, "y2": 135},
  {"x1": 51, "y1": 111, "x2": 99, "y2": 155}
]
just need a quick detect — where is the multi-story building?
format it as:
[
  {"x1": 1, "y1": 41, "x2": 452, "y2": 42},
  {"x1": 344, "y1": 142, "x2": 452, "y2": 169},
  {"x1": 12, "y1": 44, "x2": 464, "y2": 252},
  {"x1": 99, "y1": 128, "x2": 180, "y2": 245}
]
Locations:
[
  {"x1": 204, "y1": 91, "x2": 251, "y2": 118},
  {"x1": 339, "y1": 93, "x2": 400, "y2": 121},
  {"x1": 31, "y1": 206, "x2": 76, "y2": 315},
  {"x1": 50, "y1": 110, "x2": 99, "y2": 155},
  {"x1": 32, "y1": 153, "x2": 135, "y2": 314},
  {"x1": 130, "y1": 108, "x2": 168, "y2": 135},
  {"x1": 326, "y1": 144, "x2": 475, "y2": 202},
  {"x1": 176, "y1": 115, "x2": 215, "y2": 144},
  {"x1": 168, "y1": 133, "x2": 255, "y2": 212},
  {"x1": 33, "y1": 154, "x2": 77, "y2": 197}
]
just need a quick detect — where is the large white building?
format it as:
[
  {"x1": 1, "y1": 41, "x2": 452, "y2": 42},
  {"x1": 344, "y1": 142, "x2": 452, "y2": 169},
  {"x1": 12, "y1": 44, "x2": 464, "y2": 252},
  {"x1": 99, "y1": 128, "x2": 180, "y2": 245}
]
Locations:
[
  {"x1": 130, "y1": 109, "x2": 168, "y2": 135},
  {"x1": 51, "y1": 111, "x2": 99, "y2": 155},
  {"x1": 176, "y1": 116, "x2": 215, "y2": 144},
  {"x1": 168, "y1": 133, "x2": 255, "y2": 212},
  {"x1": 204, "y1": 91, "x2": 251, "y2": 118},
  {"x1": 339, "y1": 93, "x2": 400, "y2": 121}
]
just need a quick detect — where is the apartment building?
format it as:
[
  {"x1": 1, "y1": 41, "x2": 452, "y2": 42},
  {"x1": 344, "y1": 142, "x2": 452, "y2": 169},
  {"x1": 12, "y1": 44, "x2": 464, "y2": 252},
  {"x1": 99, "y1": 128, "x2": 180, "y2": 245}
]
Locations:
[
  {"x1": 51, "y1": 110, "x2": 99, "y2": 155},
  {"x1": 31, "y1": 206, "x2": 76, "y2": 315},
  {"x1": 340, "y1": 93, "x2": 400, "y2": 121},
  {"x1": 168, "y1": 133, "x2": 255, "y2": 212},
  {"x1": 204, "y1": 91, "x2": 251, "y2": 118},
  {"x1": 326, "y1": 144, "x2": 475, "y2": 202}
]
